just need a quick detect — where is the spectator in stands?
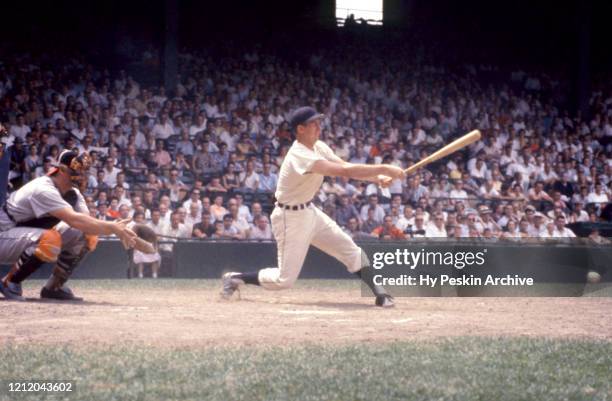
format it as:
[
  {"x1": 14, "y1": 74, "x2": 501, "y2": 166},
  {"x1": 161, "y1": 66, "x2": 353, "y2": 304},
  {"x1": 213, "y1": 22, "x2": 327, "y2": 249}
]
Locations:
[
  {"x1": 190, "y1": 209, "x2": 212, "y2": 235},
  {"x1": 145, "y1": 172, "x2": 163, "y2": 193},
  {"x1": 588, "y1": 229, "x2": 610, "y2": 244},
  {"x1": 239, "y1": 160, "x2": 259, "y2": 191},
  {"x1": 160, "y1": 211, "x2": 191, "y2": 255},
  {"x1": 183, "y1": 189, "x2": 202, "y2": 215},
  {"x1": 152, "y1": 112, "x2": 174, "y2": 140},
  {"x1": 529, "y1": 212, "x2": 547, "y2": 237},
  {"x1": 587, "y1": 182, "x2": 609, "y2": 206},
  {"x1": 258, "y1": 163, "x2": 277, "y2": 193},
  {"x1": 343, "y1": 217, "x2": 374, "y2": 240},
  {"x1": 165, "y1": 168, "x2": 188, "y2": 203},
  {"x1": 158, "y1": 203, "x2": 171, "y2": 226},
  {"x1": 206, "y1": 176, "x2": 227, "y2": 193},
  {"x1": 405, "y1": 175, "x2": 429, "y2": 204},
  {"x1": 183, "y1": 203, "x2": 200, "y2": 233},
  {"x1": 411, "y1": 214, "x2": 427, "y2": 238},
  {"x1": 174, "y1": 152, "x2": 192, "y2": 177},
  {"x1": 552, "y1": 215, "x2": 576, "y2": 238},
  {"x1": 361, "y1": 207, "x2": 382, "y2": 235},
  {"x1": 502, "y1": 220, "x2": 521, "y2": 240},
  {"x1": 225, "y1": 197, "x2": 247, "y2": 231},
  {"x1": 176, "y1": 130, "x2": 195, "y2": 157},
  {"x1": 103, "y1": 157, "x2": 121, "y2": 188},
  {"x1": 359, "y1": 194, "x2": 385, "y2": 222},
  {"x1": 222, "y1": 162, "x2": 240, "y2": 192},
  {"x1": 210, "y1": 195, "x2": 228, "y2": 221},
  {"x1": 248, "y1": 215, "x2": 273, "y2": 240},
  {"x1": 396, "y1": 204, "x2": 415, "y2": 233},
  {"x1": 569, "y1": 201, "x2": 589, "y2": 223},
  {"x1": 193, "y1": 144, "x2": 214, "y2": 177},
  {"x1": 371, "y1": 215, "x2": 406, "y2": 240},
  {"x1": 97, "y1": 202, "x2": 113, "y2": 221},
  {"x1": 154, "y1": 140, "x2": 172, "y2": 168},
  {"x1": 449, "y1": 179, "x2": 469, "y2": 202},
  {"x1": 335, "y1": 194, "x2": 361, "y2": 228},
  {"x1": 132, "y1": 211, "x2": 161, "y2": 278},
  {"x1": 217, "y1": 214, "x2": 244, "y2": 240},
  {"x1": 528, "y1": 181, "x2": 553, "y2": 206},
  {"x1": 233, "y1": 193, "x2": 252, "y2": 222},
  {"x1": 1, "y1": 42, "x2": 610, "y2": 243},
  {"x1": 425, "y1": 212, "x2": 447, "y2": 238}
]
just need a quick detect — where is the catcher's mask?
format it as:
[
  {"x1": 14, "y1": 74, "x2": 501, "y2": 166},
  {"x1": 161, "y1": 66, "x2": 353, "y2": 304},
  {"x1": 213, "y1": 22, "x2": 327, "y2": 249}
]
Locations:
[{"x1": 49, "y1": 150, "x2": 92, "y2": 188}]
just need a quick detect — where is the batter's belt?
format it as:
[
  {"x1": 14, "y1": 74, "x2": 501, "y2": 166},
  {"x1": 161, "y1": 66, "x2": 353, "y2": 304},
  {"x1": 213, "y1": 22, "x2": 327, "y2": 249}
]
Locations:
[{"x1": 276, "y1": 201, "x2": 312, "y2": 211}]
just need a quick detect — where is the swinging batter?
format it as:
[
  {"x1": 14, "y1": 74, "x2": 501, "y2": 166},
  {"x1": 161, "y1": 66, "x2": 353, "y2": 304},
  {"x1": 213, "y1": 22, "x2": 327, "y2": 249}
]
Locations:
[{"x1": 221, "y1": 106, "x2": 404, "y2": 307}]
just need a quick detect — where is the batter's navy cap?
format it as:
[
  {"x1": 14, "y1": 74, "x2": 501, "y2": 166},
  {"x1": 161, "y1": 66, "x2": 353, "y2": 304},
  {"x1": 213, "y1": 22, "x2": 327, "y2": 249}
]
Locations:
[{"x1": 288, "y1": 106, "x2": 324, "y2": 130}]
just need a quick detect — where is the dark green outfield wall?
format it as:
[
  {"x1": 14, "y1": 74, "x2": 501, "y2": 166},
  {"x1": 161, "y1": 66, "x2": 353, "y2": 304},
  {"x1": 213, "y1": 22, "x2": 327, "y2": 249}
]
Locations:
[{"x1": 1, "y1": 239, "x2": 610, "y2": 296}]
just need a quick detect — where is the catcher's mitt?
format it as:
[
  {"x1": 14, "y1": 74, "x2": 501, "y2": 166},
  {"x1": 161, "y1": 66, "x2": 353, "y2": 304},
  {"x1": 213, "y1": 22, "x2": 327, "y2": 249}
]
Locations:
[{"x1": 130, "y1": 223, "x2": 158, "y2": 254}]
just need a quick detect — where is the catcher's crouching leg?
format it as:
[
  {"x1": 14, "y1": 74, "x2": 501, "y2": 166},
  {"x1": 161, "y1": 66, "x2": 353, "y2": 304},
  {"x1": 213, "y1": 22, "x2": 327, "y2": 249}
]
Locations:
[
  {"x1": 1, "y1": 229, "x2": 62, "y2": 301},
  {"x1": 40, "y1": 230, "x2": 97, "y2": 301}
]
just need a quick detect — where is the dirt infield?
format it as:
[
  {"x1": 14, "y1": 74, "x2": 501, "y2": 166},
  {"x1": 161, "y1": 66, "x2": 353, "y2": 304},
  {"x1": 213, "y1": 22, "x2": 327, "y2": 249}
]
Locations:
[{"x1": 1, "y1": 280, "x2": 610, "y2": 348}]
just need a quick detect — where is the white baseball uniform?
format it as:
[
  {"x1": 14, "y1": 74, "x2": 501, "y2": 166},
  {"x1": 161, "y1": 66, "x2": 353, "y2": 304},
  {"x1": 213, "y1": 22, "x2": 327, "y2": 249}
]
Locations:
[{"x1": 257, "y1": 140, "x2": 363, "y2": 290}]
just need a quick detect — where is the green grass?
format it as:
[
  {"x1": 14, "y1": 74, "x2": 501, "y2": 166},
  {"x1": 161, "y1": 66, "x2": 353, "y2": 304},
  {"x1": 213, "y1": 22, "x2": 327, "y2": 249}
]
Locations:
[{"x1": 1, "y1": 338, "x2": 610, "y2": 401}]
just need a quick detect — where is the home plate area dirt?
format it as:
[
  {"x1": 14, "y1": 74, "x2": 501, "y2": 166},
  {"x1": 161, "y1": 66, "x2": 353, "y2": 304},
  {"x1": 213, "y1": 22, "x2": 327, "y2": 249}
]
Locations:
[{"x1": 1, "y1": 281, "x2": 610, "y2": 348}]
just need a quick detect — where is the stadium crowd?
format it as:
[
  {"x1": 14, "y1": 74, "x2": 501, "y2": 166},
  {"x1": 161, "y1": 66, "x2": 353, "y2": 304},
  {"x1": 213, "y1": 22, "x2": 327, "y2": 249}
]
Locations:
[{"x1": 1, "y1": 44, "x2": 611, "y2": 246}]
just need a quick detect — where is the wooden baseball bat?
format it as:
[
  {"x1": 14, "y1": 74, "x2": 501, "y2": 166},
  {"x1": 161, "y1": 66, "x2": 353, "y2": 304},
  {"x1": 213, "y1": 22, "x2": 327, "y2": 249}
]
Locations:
[{"x1": 404, "y1": 130, "x2": 481, "y2": 175}]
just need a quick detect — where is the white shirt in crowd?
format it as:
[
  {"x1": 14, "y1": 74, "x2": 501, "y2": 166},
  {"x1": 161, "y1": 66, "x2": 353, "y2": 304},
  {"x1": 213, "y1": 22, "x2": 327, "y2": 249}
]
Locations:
[
  {"x1": 152, "y1": 121, "x2": 175, "y2": 140},
  {"x1": 425, "y1": 224, "x2": 447, "y2": 238}
]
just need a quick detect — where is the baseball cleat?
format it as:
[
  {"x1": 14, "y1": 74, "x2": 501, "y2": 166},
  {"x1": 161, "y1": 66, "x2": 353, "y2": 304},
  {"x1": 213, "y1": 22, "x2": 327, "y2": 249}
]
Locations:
[
  {"x1": 220, "y1": 272, "x2": 242, "y2": 299},
  {"x1": 375, "y1": 294, "x2": 395, "y2": 308},
  {"x1": 0, "y1": 280, "x2": 26, "y2": 301},
  {"x1": 40, "y1": 286, "x2": 83, "y2": 301}
]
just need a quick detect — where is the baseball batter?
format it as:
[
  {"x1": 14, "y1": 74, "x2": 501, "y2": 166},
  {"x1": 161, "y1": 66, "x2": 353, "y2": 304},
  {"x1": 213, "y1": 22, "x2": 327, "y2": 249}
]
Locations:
[
  {"x1": 221, "y1": 106, "x2": 404, "y2": 307},
  {"x1": 0, "y1": 150, "x2": 138, "y2": 301}
]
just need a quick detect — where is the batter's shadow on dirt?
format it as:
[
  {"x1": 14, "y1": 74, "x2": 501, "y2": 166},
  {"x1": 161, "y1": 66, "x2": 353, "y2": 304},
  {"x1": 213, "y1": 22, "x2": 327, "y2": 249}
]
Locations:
[{"x1": 279, "y1": 301, "x2": 376, "y2": 310}]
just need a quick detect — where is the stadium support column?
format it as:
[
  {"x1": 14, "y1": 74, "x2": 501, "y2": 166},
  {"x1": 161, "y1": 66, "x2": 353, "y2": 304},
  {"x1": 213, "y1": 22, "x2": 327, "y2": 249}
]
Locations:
[
  {"x1": 575, "y1": 0, "x2": 591, "y2": 117},
  {"x1": 162, "y1": 0, "x2": 178, "y2": 94},
  {"x1": 383, "y1": 0, "x2": 414, "y2": 29}
]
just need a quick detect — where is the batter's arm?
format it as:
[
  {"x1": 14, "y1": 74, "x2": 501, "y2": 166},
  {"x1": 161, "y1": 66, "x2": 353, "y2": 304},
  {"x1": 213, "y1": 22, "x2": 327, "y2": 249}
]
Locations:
[{"x1": 311, "y1": 160, "x2": 404, "y2": 181}]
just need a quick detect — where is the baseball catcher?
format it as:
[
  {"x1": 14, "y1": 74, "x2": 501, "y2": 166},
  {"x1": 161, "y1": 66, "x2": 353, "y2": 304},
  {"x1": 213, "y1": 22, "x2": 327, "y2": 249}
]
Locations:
[{"x1": 0, "y1": 149, "x2": 154, "y2": 301}]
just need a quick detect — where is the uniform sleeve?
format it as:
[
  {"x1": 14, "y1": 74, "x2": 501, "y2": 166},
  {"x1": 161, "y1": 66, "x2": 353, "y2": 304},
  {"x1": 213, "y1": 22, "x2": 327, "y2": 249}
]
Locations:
[
  {"x1": 30, "y1": 187, "x2": 71, "y2": 218},
  {"x1": 291, "y1": 146, "x2": 326, "y2": 175},
  {"x1": 315, "y1": 141, "x2": 345, "y2": 163}
]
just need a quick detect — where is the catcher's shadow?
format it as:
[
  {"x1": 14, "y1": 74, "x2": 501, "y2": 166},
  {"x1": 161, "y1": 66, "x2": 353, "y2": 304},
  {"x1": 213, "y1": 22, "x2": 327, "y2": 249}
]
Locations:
[{"x1": 13, "y1": 298, "x2": 119, "y2": 306}]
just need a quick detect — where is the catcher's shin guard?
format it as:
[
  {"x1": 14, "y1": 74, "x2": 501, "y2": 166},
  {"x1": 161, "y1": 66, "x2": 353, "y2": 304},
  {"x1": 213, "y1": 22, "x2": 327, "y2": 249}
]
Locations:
[
  {"x1": 2, "y1": 229, "x2": 62, "y2": 285},
  {"x1": 42, "y1": 247, "x2": 89, "y2": 298}
]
